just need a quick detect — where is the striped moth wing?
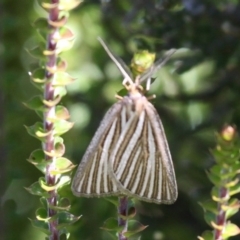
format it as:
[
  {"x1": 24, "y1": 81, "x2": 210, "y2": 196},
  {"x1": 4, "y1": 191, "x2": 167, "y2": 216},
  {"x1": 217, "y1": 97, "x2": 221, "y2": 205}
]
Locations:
[
  {"x1": 71, "y1": 102, "x2": 124, "y2": 197},
  {"x1": 107, "y1": 91, "x2": 178, "y2": 204}
]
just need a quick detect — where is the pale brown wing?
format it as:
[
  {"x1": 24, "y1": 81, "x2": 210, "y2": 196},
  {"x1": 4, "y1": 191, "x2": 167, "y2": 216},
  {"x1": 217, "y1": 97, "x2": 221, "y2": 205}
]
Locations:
[
  {"x1": 108, "y1": 97, "x2": 178, "y2": 204},
  {"x1": 71, "y1": 101, "x2": 124, "y2": 197}
]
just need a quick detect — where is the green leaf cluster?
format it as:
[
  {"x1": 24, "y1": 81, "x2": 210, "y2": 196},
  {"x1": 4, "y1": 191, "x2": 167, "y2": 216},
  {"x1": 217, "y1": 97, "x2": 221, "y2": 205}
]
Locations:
[
  {"x1": 102, "y1": 198, "x2": 147, "y2": 239},
  {"x1": 199, "y1": 126, "x2": 240, "y2": 240},
  {"x1": 130, "y1": 50, "x2": 156, "y2": 78}
]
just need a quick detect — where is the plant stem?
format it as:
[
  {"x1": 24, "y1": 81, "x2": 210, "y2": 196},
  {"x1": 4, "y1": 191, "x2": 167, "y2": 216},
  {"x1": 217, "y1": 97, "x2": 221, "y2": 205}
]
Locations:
[
  {"x1": 214, "y1": 187, "x2": 228, "y2": 240},
  {"x1": 44, "y1": 0, "x2": 60, "y2": 239},
  {"x1": 118, "y1": 196, "x2": 128, "y2": 240}
]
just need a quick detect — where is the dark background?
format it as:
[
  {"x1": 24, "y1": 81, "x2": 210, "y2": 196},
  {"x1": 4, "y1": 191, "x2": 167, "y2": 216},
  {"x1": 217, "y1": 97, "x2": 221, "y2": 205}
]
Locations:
[{"x1": 1, "y1": 0, "x2": 240, "y2": 239}]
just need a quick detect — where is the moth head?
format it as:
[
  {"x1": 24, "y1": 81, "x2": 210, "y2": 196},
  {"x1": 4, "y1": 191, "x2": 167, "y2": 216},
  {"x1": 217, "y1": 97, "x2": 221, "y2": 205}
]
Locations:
[{"x1": 127, "y1": 83, "x2": 144, "y2": 98}]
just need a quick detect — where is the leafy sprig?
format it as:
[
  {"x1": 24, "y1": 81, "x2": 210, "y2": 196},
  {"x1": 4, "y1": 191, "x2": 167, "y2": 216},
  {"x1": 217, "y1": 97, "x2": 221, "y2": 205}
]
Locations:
[
  {"x1": 25, "y1": 0, "x2": 81, "y2": 239},
  {"x1": 199, "y1": 125, "x2": 240, "y2": 240}
]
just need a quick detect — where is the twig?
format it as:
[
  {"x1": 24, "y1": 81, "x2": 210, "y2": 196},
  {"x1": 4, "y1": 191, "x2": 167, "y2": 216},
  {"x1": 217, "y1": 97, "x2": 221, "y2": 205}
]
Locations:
[{"x1": 118, "y1": 196, "x2": 129, "y2": 240}]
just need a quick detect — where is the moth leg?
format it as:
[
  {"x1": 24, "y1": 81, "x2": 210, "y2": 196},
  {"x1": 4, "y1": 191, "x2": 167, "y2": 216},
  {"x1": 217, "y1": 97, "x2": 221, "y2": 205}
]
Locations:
[
  {"x1": 115, "y1": 94, "x2": 123, "y2": 100},
  {"x1": 146, "y1": 77, "x2": 152, "y2": 91},
  {"x1": 147, "y1": 94, "x2": 156, "y2": 100}
]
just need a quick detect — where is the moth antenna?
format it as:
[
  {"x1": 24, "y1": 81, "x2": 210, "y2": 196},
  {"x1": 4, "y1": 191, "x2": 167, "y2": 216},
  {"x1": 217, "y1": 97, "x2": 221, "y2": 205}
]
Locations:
[{"x1": 98, "y1": 37, "x2": 133, "y2": 84}]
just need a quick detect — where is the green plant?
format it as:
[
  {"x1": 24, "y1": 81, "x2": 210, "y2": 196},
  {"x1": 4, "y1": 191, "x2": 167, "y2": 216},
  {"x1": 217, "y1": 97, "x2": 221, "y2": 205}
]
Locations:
[
  {"x1": 199, "y1": 125, "x2": 240, "y2": 240},
  {"x1": 25, "y1": 0, "x2": 81, "y2": 239}
]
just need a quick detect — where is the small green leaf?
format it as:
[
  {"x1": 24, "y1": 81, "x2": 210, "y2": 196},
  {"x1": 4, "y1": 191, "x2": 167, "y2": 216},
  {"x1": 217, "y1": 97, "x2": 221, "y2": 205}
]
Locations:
[
  {"x1": 54, "y1": 86, "x2": 67, "y2": 97},
  {"x1": 33, "y1": 18, "x2": 49, "y2": 41},
  {"x1": 56, "y1": 59, "x2": 68, "y2": 72},
  {"x1": 25, "y1": 122, "x2": 51, "y2": 140},
  {"x1": 57, "y1": 37, "x2": 75, "y2": 53},
  {"x1": 40, "y1": 197, "x2": 48, "y2": 209},
  {"x1": 25, "y1": 181, "x2": 50, "y2": 197},
  {"x1": 199, "y1": 200, "x2": 217, "y2": 214},
  {"x1": 118, "y1": 206, "x2": 136, "y2": 220},
  {"x1": 31, "y1": 68, "x2": 45, "y2": 81},
  {"x1": 124, "y1": 220, "x2": 148, "y2": 237},
  {"x1": 211, "y1": 187, "x2": 230, "y2": 202},
  {"x1": 39, "y1": 177, "x2": 58, "y2": 191},
  {"x1": 210, "y1": 165, "x2": 223, "y2": 176},
  {"x1": 59, "y1": 27, "x2": 74, "y2": 41},
  {"x1": 54, "y1": 120, "x2": 74, "y2": 136},
  {"x1": 225, "y1": 178, "x2": 239, "y2": 188},
  {"x1": 198, "y1": 230, "x2": 213, "y2": 240},
  {"x1": 49, "y1": 157, "x2": 76, "y2": 175},
  {"x1": 55, "y1": 136, "x2": 64, "y2": 144},
  {"x1": 56, "y1": 106, "x2": 70, "y2": 120},
  {"x1": 57, "y1": 176, "x2": 71, "y2": 189},
  {"x1": 203, "y1": 211, "x2": 215, "y2": 227},
  {"x1": 27, "y1": 149, "x2": 47, "y2": 173},
  {"x1": 117, "y1": 88, "x2": 128, "y2": 97},
  {"x1": 127, "y1": 206, "x2": 136, "y2": 219},
  {"x1": 26, "y1": 45, "x2": 46, "y2": 60},
  {"x1": 206, "y1": 171, "x2": 221, "y2": 186},
  {"x1": 222, "y1": 170, "x2": 240, "y2": 181},
  {"x1": 55, "y1": 141, "x2": 65, "y2": 157},
  {"x1": 53, "y1": 72, "x2": 75, "y2": 86},
  {"x1": 36, "y1": 208, "x2": 49, "y2": 221},
  {"x1": 59, "y1": 228, "x2": 70, "y2": 239},
  {"x1": 104, "y1": 197, "x2": 119, "y2": 207},
  {"x1": 44, "y1": 140, "x2": 65, "y2": 157},
  {"x1": 50, "y1": 212, "x2": 81, "y2": 229},
  {"x1": 59, "y1": 0, "x2": 82, "y2": 11},
  {"x1": 33, "y1": 18, "x2": 48, "y2": 30},
  {"x1": 23, "y1": 96, "x2": 45, "y2": 111},
  {"x1": 30, "y1": 218, "x2": 50, "y2": 235},
  {"x1": 222, "y1": 222, "x2": 240, "y2": 238},
  {"x1": 49, "y1": 198, "x2": 71, "y2": 211},
  {"x1": 101, "y1": 218, "x2": 123, "y2": 232},
  {"x1": 224, "y1": 198, "x2": 240, "y2": 219},
  {"x1": 43, "y1": 95, "x2": 62, "y2": 107},
  {"x1": 49, "y1": 16, "x2": 68, "y2": 28},
  {"x1": 229, "y1": 184, "x2": 240, "y2": 196}
]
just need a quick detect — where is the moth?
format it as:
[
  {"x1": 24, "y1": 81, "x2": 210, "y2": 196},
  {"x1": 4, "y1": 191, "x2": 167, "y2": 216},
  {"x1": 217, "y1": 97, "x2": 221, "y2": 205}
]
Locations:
[{"x1": 71, "y1": 38, "x2": 177, "y2": 204}]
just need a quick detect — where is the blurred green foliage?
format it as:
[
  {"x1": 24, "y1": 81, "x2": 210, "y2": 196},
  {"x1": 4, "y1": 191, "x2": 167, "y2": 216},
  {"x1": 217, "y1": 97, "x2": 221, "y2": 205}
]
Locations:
[{"x1": 1, "y1": 0, "x2": 240, "y2": 239}]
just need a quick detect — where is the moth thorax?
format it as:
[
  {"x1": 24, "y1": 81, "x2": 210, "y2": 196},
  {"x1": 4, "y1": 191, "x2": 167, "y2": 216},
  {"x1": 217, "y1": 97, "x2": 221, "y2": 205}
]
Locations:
[
  {"x1": 128, "y1": 84, "x2": 143, "y2": 97},
  {"x1": 126, "y1": 95, "x2": 145, "y2": 115}
]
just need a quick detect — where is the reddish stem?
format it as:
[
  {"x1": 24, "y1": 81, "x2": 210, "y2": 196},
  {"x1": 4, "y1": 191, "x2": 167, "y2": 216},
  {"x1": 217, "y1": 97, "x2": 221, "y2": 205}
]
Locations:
[
  {"x1": 44, "y1": 0, "x2": 60, "y2": 239},
  {"x1": 214, "y1": 187, "x2": 228, "y2": 240},
  {"x1": 118, "y1": 196, "x2": 128, "y2": 240}
]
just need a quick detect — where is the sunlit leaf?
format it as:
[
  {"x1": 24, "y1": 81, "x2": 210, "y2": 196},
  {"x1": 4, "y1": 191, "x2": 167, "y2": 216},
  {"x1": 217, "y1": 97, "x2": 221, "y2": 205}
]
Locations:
[
  {"x1": 222, "y1": 222, "x2": 240, "y2": 238},
  {"x1": 53, "y1": 120, "x2": 74, "y2": 136},
  {"x1": 50, "y1": 157, "x2": 76, "y2": 175}
]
